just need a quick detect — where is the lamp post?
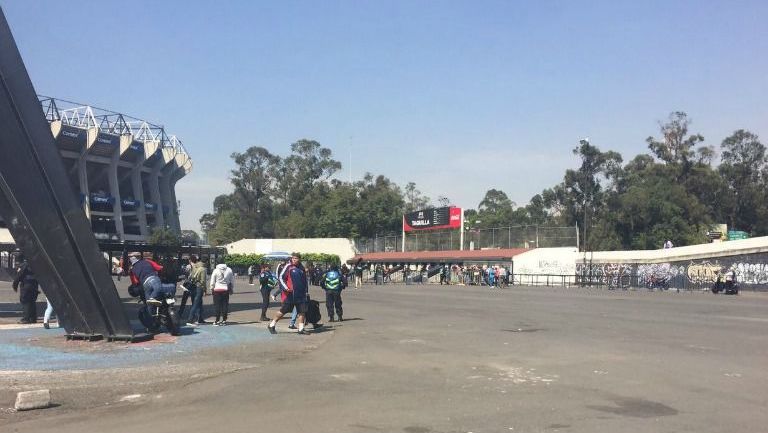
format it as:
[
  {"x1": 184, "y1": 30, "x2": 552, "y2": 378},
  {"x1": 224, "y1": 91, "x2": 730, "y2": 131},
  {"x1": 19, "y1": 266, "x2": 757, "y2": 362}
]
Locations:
[
  {"x1": 462, "y1": 217, "x2": 479, "y2": 250},
  {"x1": 579, "y1": 138, "x2": 590, "y2": 252}
]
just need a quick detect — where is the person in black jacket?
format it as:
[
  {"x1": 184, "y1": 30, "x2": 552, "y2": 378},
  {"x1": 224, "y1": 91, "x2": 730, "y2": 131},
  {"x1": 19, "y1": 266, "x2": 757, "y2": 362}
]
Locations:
[
  {"x1": 258, "y1": 264, "x2": 277, "y2": 321},
  {"x1": 12, "y1": 256, "x2": 40, "y2": 324}
]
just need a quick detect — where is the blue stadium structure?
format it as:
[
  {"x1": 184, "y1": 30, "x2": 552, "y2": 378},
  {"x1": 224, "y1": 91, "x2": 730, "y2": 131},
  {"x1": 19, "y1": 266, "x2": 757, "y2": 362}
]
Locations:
[{"x1": 12, "y1": 96, "x2": 192, "y2": 241}]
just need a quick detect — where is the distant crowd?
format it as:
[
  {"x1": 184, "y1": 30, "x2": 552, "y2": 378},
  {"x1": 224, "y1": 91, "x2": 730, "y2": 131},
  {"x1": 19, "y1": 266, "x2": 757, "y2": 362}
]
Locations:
[{"x1": 9, "y1": 252, "x2": 514, "y2": 332}]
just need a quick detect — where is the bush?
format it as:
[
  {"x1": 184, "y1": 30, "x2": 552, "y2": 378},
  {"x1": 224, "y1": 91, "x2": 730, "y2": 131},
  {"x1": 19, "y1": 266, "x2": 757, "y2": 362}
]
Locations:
[
  {"x1": 222, "y1": 252, "x2": 340, "y2": 273},
  {"x1": 300, "y1": 252, "x2": 340, "y2": 266}
]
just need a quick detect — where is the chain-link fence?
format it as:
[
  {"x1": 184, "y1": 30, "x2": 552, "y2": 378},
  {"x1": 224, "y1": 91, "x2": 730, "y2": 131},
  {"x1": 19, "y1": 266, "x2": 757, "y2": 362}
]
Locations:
[{"x1": 353, "y1": 225, "x2": 578, "y2": 253}]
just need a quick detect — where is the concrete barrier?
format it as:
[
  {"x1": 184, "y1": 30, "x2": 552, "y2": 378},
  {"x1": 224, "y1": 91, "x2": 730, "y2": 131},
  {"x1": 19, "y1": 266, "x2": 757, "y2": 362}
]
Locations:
[{"x1": 14, "y1": 389, "x2": 50, "y2": 411}]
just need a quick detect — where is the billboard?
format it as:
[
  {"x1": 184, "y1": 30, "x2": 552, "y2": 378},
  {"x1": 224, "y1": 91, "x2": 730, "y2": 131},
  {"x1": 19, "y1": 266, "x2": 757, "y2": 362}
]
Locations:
[{"x1": 403, "y1": 206, "x2": 462, "y2": 232}]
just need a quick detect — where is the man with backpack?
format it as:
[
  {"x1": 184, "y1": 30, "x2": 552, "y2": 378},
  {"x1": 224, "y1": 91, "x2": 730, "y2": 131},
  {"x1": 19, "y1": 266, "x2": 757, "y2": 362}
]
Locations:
[
  {"x1": 268, "y1": 253, "x2": 310, "y2": 335},
  {"x1": 258, "y1": 263, "x2": 277, "y2": 321},
  {"x1": 321, "y1": 264, "x2": 345, "y2": 322}
]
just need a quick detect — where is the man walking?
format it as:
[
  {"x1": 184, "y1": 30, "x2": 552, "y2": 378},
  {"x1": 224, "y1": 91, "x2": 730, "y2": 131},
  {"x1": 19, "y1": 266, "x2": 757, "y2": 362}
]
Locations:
[
  {"x1": 185, "y1": 255, "x2": 208, "y2": 326},
  {"x1": 248, "y1": 264, "x2": 256, "y2": 285},
  {"x1": 321, "y1": 264, "x2": 345, "y2": 322},
  {"x1": 486, "y1": 265, "x2": 496, "y2": 288},
  {"x1": 353, "y1": 259, "x2": 364, "y2": 289},
  {"x1": 268, "y1": 253, "x2": 310, "y2": 335},
  {"x1": 258, "y1": 263, "x2": 277, "y2": 321},
  {"x1": 12, "y1": 256, "x2": 39, "y2": 324},
  {"x1": 439, "y1": 264, "x2": 449, "y2": 285}
]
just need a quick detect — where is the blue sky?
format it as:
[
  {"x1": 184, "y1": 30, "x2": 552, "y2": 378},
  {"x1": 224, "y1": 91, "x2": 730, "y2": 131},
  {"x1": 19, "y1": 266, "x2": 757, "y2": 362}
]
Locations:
[{"x1": 2, "y1": 1, "x2": 767, "y2": 232}]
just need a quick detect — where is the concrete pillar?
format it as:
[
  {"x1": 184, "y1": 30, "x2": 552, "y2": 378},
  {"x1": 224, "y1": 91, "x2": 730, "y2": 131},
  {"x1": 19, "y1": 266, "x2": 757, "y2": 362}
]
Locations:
[
  {"x1": 141, "y1": 140, "x2": 164, "y2": 233},
  {"x1": 78, "y1": 128, "x2": 98, "y2": 218},
  {"x1": 108, "y1": 144, "x2": 124, "y2": 240},
  {"x1": 168, "y1": 154, "x2": 191, "y2": 234},
  {"x1": 77, "y1": 155, "x2": 90, "y2": 218},
  {"x1": 158, "y1": 146, "x2": 177, "y2": 231},
  {"x1": 131, "y1": 156, "x2": 148, "y2": 237},
  {"x1": 148, "y1": 161, "x2": 165, "y2": 231},
  {"x1": 119, "y1": 136, "x2": 149, "y2": 238},
  {"x1": 158, "y1": 169, "x2": 174, "y2": 231}
]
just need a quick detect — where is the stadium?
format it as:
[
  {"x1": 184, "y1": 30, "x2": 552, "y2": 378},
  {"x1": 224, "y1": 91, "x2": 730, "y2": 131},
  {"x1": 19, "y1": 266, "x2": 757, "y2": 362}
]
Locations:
[{"x1": 0, "y1": 96, "x2": 191, "y2": 243}]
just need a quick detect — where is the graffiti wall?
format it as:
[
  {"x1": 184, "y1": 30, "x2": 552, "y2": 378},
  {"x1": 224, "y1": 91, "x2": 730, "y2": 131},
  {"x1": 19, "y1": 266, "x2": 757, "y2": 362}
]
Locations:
[
  {"x1": 637, "y1": 263, "x2": 686, "y2": 285},
  {"x1": 573, "y1": 252, "x2": 768, "y2": 290},
  {"x1": 575, "y1": 263, "x2": 634, "y2": 288}
]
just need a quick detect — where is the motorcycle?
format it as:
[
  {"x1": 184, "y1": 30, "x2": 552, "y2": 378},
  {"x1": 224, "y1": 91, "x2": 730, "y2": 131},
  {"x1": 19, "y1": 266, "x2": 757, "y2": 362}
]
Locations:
[
  {"x1": 712, "y1": 276, "x2": 739, "y2": 295},
  {"x1": 646, "y1": 276, "x2": 669, "y2": 291},
  {"x1": 129, "y1": 283, "x2": 181, "y2": 336}
]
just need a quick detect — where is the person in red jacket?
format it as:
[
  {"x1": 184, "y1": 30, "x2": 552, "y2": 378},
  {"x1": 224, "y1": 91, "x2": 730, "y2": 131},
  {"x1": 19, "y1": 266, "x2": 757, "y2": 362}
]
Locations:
[{"x1": 128, "y1": 252, "x2": 164, "y2": 305}]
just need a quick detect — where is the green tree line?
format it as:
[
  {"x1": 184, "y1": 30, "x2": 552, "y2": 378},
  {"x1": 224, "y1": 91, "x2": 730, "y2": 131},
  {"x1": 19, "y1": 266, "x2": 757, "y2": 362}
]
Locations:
[
  {"x1": 223, "y1": 253, "x2": 340, "y2": 270},
  {"x1": 200, "y1": 113, "x2": 767, "y2": 250}
]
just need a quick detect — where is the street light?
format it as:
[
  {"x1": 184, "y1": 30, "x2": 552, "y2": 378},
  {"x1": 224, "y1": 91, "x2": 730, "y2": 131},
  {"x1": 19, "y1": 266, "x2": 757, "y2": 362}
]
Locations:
[{"x1": 579, "y1": 138, "x2": 589, "y2": 252}]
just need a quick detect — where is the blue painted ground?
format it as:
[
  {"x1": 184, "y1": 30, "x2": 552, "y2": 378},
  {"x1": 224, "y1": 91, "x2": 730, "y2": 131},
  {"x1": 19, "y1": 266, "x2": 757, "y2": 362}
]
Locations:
[{"x1": 0, "y1": 323, "x2": 273, "y2": 371}]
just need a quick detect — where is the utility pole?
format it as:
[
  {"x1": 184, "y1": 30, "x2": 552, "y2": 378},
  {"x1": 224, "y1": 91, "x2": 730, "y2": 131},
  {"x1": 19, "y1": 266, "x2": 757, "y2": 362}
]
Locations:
[
  {"x1": 579, "y1": 138, "x2": 590, "y2": 252},
  {"x1": 459, "y1": 208, "x2": 465, "y2": 250}
]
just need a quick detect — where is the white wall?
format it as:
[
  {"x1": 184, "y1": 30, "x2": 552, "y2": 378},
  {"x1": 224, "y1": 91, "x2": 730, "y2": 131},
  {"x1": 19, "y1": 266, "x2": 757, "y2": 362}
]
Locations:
[
  {"x1": 225, "y1": 239, "x2": 274, "y2": 255},
  {"x1": 513, "y1": 247, "x2": 578, "y2": 275},
  {"x1": 582, "y1": 236, "x2": 768, "y2": 263},
  {"x1": 226, "y1": 238, "x2": 358, "y2": 263},
  {"x1": 0, "y1": 228, "x2": 13, "y2": 244}
]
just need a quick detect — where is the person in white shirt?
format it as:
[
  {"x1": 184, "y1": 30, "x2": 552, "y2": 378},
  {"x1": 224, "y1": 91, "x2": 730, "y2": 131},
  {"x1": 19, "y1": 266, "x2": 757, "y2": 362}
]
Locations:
[{"x1": 209, "y1": 261, "x2": 234, "y2": 325}]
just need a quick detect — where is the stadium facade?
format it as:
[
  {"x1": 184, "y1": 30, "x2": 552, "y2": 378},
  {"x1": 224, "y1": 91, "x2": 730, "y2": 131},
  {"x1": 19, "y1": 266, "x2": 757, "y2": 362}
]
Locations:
[{"x1": 1, "y1": 97, "x2": 192, "y2": 242}]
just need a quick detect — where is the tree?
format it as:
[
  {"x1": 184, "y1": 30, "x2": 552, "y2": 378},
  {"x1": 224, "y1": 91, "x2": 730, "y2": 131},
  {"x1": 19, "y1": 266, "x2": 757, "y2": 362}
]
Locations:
[
  {"x1": 180, "y1": 230, "x2": 200, "y2": 245},
  {"x1": 404, "y1": 182, "x2": 430, "y2": 212},
  {"x1": 613, "y1": 174, "x2": 710, "y2": 249},
  {"x1": 207, "y1": 210, "x2": 246, "y2": 246},
  {"x1": 314, "y1": 182, "x2": 364, "y2": 238},
  {"x1": 148, "y1": 228, "x2": 181, "y2": 246},
  {"x1": 562, "y1": 140, "x2": 622, "y2": 250},
  {"x1": 357, "y1": 174, "x2": 406, "y2": 237},
  {"x1": 476, "y1": 189, "x2": 515, "y2": 228},
  {"x1": 524, "y1": 194, "x2": 550, "y2": 225},
  {"x1": 277, "y1": 139, "x2": 341, "y2": 209},
  {"x1": 196, "y1": 117, "x2": 768, "y2": 251},
  {"x1": 199, "y1": 213, "x2": 217, "y2": 240},
  {"x1": 229, "y1": 146, "x2": 280, "y2": 237},
  {"x1": 718, "y1": 129, "x2": 767, "y2": 233},
  {"x1": 646, "y1": 111, "x2": 705, "y2": 180}
]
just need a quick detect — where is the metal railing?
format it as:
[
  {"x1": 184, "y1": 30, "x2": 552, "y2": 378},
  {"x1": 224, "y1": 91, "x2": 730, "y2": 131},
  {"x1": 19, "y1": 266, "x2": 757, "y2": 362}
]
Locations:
[{"x1": 340, "y1": 270, "x2": 755, "y2": 292}]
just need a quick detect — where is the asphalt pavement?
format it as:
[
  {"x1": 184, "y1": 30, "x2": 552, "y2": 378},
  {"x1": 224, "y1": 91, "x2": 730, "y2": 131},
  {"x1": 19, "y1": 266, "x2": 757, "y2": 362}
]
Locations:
[{"x1": 2, "y1": 281, "x2": 767, "y2": 433}]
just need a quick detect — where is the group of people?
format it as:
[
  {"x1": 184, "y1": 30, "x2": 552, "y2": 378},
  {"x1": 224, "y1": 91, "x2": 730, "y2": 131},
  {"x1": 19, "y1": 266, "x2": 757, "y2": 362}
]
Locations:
[
  {"x1": 263, "y1": 253, "x2": 346, "y2": 335},
  {"x1": 9, "y1": 250, "x2": 350, "y2": 334},
  {"x1": 127, "y1": 252, "x2": 234, "y2": 326},
  {"x1": 359, "y1": 262, "x2": 512, "y2": 287},
  {"x1": 135, "y1": 251, "x2": 347, "y2": 334},
  {"x1": 421, "y1": 263, "x2": 511, "y2": 287},
  {"x1": 459, "y1": 264, "x2": 510, "y2": 287}
]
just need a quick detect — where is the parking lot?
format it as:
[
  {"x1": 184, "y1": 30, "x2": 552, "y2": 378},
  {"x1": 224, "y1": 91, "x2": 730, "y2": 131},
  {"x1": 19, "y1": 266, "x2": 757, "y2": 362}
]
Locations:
[{"x1": 2, "y1": 282, "x2": 768, "y2": 433}]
